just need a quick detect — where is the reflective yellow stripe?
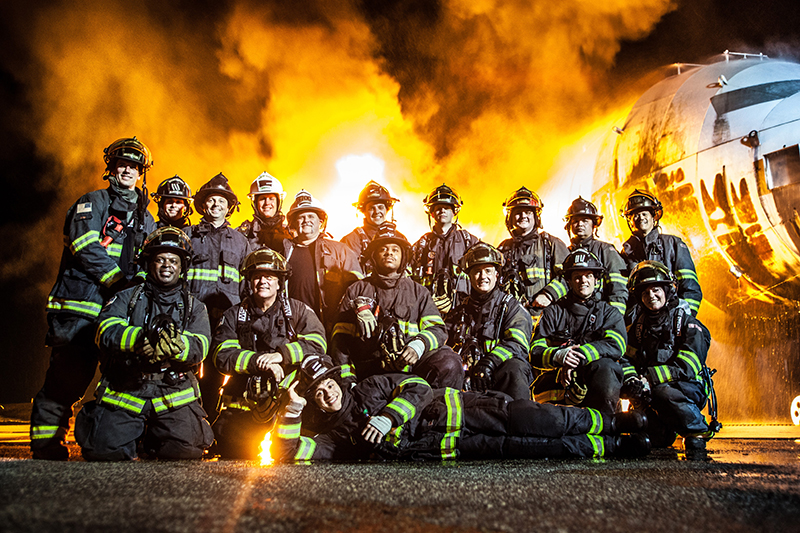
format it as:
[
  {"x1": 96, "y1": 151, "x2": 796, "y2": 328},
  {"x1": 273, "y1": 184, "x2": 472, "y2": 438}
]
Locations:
[
  {"x1": 294, "y1": 437, "x2": 317, "y2": 461},
  {"x1": 70, "y1": 230, "x2": 100, "y2": 254},
  {"x1": 588, "y1": 434, "x2": 605, "y2": 457},
  {"x1": 440, "y1": 388, "x2": 462, "y2": 459},
  {"x1": 47, "y1": 296, "x2": 103, "y2": 318},
  {"x1": 586, "y1": 408, "x2": 602, "y2": 434}
]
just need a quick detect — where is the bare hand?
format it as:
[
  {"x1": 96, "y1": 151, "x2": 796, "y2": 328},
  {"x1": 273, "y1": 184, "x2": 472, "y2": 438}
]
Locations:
[
  {"x1": 531, "y1": 293, "x2": 553, "y2": 308},
  {"x1": 558, "y1": 367, "x2": 573, "y2": 388},
  {"x1": 399, "y1": 345, "x2": 419, "y2": 366},
  {"x1": 561, "y1": 346, "x2": 585, "y2": 369},
  {"x1": 287, "y1": 381, "x2": 306, "y2": 407},
  {"x1": 255, "y1": 352, "x2": 282, "y2": 372},
  {"x1": 361, "y1": 424, "x2": 385, "y2": 444}
]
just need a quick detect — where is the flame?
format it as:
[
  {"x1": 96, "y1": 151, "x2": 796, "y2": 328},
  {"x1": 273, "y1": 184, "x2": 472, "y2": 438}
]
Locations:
[{"x1": 259, "y1": 430, "x2": 275, "y2": 466}]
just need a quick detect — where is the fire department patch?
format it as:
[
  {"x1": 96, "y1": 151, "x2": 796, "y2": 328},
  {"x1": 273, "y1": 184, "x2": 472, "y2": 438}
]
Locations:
[{"x1": 77, "y1": 202, "x2": 92, "y2": 214}]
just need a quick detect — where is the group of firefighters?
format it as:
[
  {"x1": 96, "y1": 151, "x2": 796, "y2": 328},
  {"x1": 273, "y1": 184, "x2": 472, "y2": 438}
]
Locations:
[{"x1": 29, "y1": 136, "x2": 719, "y2": 464}]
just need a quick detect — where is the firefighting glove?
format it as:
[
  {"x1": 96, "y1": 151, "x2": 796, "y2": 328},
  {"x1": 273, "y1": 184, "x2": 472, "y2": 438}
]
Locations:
[
  {"x1": 563, "y1": 371, "x2": 588, "y2": 406},
  {"x1": 352, "y1": 296, "x2": 378, "y2": 339},
  {"x1": 363, "y1": 415, "x2": 392, "y2": 444},
  {"x1": 432, "y1": 293, "x2": 453, "y2": 315},
  {"x1": 621, "y1": 376, "x2": 651, "y2": 403},
  {"x1": 470, "y1": 356, "x2": 498, "y2": 392},
  {"x1": 153, "y1": 323, "x2": 185, "y2": 362}
]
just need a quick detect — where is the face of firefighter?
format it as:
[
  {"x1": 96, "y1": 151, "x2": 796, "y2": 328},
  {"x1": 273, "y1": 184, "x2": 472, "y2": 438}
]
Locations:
[
  {"x1": 641, "y1": 284, "x2": 667, "y2": 311},
  {"x1": 293, "y1": 211, "x2": 322, "y2": 243},
  {"x1": 256, "y1": 194, "x2": 279, "y2": 219},
  {"x1": 569, "y1": 216, "x2": 594, "y2": 239},
  {"x1": 374, "y1": 243, "x2": 403, "y2": 273},
  {"x1": 431, "y1": 203, "x2": 455, "y2": 230},
  {"x1": 114, "y1": 159, "x2": 141, "y2": 190},
  {"x1": 150, "y1": 252, "x2": 182, "y2": 287},
  {"x1": 204, "y1": 194, "x2": 229, "y2": 226},
  {"x1": 629, "y1": 209, "x2": 656, "y2": 236},
  {"x1": 568, "y1": 270, "x2": 596, "y2": 299},
  {"x1": 163, "y1": 198, "x2": 188, "y2": 221},
  {"x1": 511, "y1": 207, "x2": 536, "y2": 236},
  {"x1": 365, "y1": 201, "x2": 388, "y2": 226},
  {"x1": 313, "y1": 378, "x2": 343, "y2": 413},
  {"x1": 469, "y1": 264, "x2": 498, "y2": 294},
  {"x1": 249, "y1": 271, "x2": 280, "y2": 308}
]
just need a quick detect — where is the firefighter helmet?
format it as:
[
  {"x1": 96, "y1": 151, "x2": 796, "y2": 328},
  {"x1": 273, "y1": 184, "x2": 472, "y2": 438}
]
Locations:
[
  {"x1": 564, "y1": 196, "x2": 603, "y2": 231},
  {"x1": 103, "y1": 136, "x2": 153, "y2": 174},
  {"x1": 247, "y1": 171, "x2": 287, "y2": 214},
  {"x1": 561, "y1": 248, "x2": 605, "y2": 275},
  {"x1": 423, "y1": 184, "x2": 463, "y2": 214},
  {"x1": 354, "y1": 181, "x2": 399, "y2": 212},
  {"x1": 503, "y1": 187, "x2": 543, "y2": 230},
  {"x1": 627, "y1": 260, "x2": 677, "y2": 298},
  {"x1": 240, "y1": 248, "x2": 290, "y2": 280},
  {"x1": 139, "y1": 226, "x2": 193, "y2": 266},
  {"x1": 286, "y1": 189, "x2": 327, "y2": 224},
  {"x1": 365, "y1": 222, "x2": 411, "y2": 269},
  {"x1": 297, "y1": 355, "x2": 341, "y2": 399},
  {"x1": 622, "y1": 189, "x2": 663, "y2": 221},
  {"x1": 459, "y1": 242, "x2": 505, "y2": 273},
  {"x1": 193, "y1": 173, "x2": 239, "y2": 217}
]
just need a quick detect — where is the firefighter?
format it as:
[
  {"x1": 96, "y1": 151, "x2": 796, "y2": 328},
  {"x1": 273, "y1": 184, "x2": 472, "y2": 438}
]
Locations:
[
  {"x1": 151, "y1": 175, "x2": 193, "y2": 230},
  {"x1": 341, "y1": 180, "x2": 405, "y2": 273},
  {"x1": 620, "y1": 189, "x2": 702, "y2": 318},
  {"x1": 410, "y1": 184, "x2": 479, "y2": 315},
  {"x1": 498, "y1": 187, "x2": 569, "y2": 319},
  {"x1": 238, "y1": 171, "x2": 292, "y2": 252},
  {"x1": 622, "y1": 260, "x2": 717, "y2": 459},
  {"x1": 445, "y1": 242, "x2": 534, "y2": 400},
  {"x1": 546, "y1": 197, "x2": 628, "y2": 315},
  {"x1": 283, "y1": 190, "x2": 362, "y2": 333},
  {"x1": 210, "y1": 248, "x2": 328, "y2": 459},
  {"x1": 530, "y1": 249, "x2": 626, "y2": 415},
  {"x1": 74, "y1": 227, "x2": 213, "y2": 461},
  {"x1": 270, "y1": 356, "x2": 649, "y2": 462},
  {"x1": 30, "y1": 137, "x2": 156, "y2": 460},
  {"x1": 187, "y1": 173, "x2": 251, "y2": 416},
  {"x1": 332, "y1": 225, "x2": 464, "y2": 389}
]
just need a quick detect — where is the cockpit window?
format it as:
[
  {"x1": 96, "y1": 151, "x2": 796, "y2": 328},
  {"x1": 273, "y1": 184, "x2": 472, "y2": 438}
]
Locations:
[{"x1": 765, "y1": 145, "x2": 800, "y2": 189}]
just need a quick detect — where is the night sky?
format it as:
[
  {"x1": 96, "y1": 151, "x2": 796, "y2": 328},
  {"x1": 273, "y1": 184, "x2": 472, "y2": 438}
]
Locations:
[{"x1": 1, "y1": 0, "x2": 799, "y2": 403}]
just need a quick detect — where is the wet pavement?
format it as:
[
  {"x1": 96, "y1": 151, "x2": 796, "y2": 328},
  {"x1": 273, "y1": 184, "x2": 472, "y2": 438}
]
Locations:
[{"x1": 2, "y1": 404, "x2": 800, "y2": 532}]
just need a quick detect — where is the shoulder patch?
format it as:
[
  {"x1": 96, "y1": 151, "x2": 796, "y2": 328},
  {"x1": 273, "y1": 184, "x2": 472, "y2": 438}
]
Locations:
[{"x1": 76, "y1": 202, "x2": 92, "y2": 214}]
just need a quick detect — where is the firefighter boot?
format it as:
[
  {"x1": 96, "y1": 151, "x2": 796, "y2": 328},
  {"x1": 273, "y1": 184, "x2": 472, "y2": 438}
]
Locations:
[
  {"x1": 612, "y1": 433, "x2": 651, "y2": 457},
  {"x1": 683, "y1": 436, "x2": 708, "y2": 461},
  {"x1": 610, "y1": 410, "x2": 648, "y2": 434}
]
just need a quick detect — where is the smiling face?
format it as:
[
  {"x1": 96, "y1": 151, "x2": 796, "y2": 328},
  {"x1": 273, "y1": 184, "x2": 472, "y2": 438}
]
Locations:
[
  {"x1": 469, "y1": 264, "x2": 498, "y2": 294},
  {"x1": 163, "y1": 198, "x2": 188, "y2": 220},
  {"x1": 292, "y1": 211, "x2": 322, "y2": 242},
  {"x1": 641, "y1": 284, "x2": 667, "y2": 311},
  {"x1": 114, "y1": 159, "x2": 142, "y2": 190},
  {"x1": 150, "y1": 252, "x2": 182, "y2": 287},
  {"x1": 568, "y1": 269, "x2": 596, "y2": 299},
  {"x1": 249, "y1": 271, "x2": 280, "y2": 307},
  {"x1": 204, "y1": 194, "x2": 229, "y2": 224},
  {"x1": 629, "y1": 209, "x2": 656, "y2": 236},
  {"x1": 256, "y1": 194, "x2": 279, "y2": 219},
  {"x1": 511, "y1": 207, "x2": 536, "y2": 236},
  {"x1": 365, "y1": 201, "x2": 388, "y2": 226},
  {"x1": 313, "y1": 378, "x2": 343, "y2": 413}
]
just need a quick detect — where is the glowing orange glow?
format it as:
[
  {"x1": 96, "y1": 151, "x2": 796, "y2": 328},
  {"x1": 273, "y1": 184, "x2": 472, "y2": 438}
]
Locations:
[
  {"x1": 259, "y1": 430, "x2": 275, "y2": 466},
  {"x1": 619, "y1": 399, "x2": 631, "y2": 412}
]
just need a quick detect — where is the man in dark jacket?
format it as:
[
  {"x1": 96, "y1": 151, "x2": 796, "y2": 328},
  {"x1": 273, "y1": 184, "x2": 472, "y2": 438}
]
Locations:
[
  {"x1": 341, "y1": 181, "x2": 404, "y2": 274},
  {"x1": 188, "y1": 173, "x2": 251, "y2": 415},
  {"x1": 238, "y1": 171, "x2": 292, "y2": 252},
  {"x1": 445, "y1": 242, "x2": 534, "y2": 400},
  {"x1": 211, "y1": 248, "x2": 328, "y2": 459},
  {"x1": 31, "y1": 137, "x2": 156, "y2": 460},
  {"x1": 498, "y1": 187, "x2": 569, "y2": 320},
  {"x1": 270, "y1": 356, "x2": 648, "y2": 462},
  {"x1": 622, "y1": 260, "x2": 717, "y2": 459},
  {"x1": 75, "y1": 227, "x2": 213, "y2": 461},
  {"x1": 619, "y1": 189, "x2": 702, "y2": 319},
  {"x1": 410, "y1": 184, "x2": 479, "y2": 315},
  {"x1": 151, "y1": 175, "x2": 193, "y2": 230},
  {"x1": 332, "y1": 226, "x2": 463, "y2": 390},
  {"x1": 530, "y1": 249, "x2": 626, "y2": 415}
]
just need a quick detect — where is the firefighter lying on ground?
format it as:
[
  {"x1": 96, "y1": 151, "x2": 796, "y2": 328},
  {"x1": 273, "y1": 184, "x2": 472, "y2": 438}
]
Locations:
[
  {"x1": 619, "y1": 189, "x2": 702, "y2": 321},
  {"x1": 341, "y1": 181, "x2": 406, "y2": 275},
  {"x1": 75, "y1": 227, "x2": 213, "y2": 461},
  {"x1": 31, "y1": 137, "x2": 156, "y2": 460},
  {"x1": 498, "y1": 187, "x2": 569, "y2": 320},
  {"x1": 530, "y1": 249, "x2": 626, "y2": 415},
  {"x1": 210, "y1": 248, "x2": 329, "y2": 459},
  {"x1": 331, "y1": 225, "x2": 464, "y2": 390},
  {"x1": 410, "y1": 184, "x2": 479, "y2": 315},
  {"x1": 621, "y1": 260, "x2": 719, "y2": 459},
  {"x1": 271, "y1": 356, "x2": 650, "y2": 462},
  {"x1": 445, "y1": 242, "x2": 534, "y2": 400}
]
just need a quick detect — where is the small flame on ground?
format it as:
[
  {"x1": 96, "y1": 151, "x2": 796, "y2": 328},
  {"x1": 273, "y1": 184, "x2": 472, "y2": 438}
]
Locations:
[
  {"x1": 620, "y1": 399, "x2": 631, "y2": 412},
  {"x1": 259, "y1": 430, "x2": 274, "y2": 466}
]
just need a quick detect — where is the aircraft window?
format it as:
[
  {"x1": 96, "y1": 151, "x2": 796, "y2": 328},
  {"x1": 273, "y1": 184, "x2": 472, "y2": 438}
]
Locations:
[{"x1": 765, "y1": 145, "x2": 800, "y2": 189}]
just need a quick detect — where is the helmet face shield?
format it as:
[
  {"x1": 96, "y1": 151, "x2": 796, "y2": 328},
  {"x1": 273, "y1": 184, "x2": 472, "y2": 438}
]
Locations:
[
  {"x1": 459, "y1": 242, "x2": 504, "y2": 273},
  {"x1": 103, "y1": 137, "x2": 153, "y2": 174},
  {"x1": 423, "y1": 184, "x2": 463, "y2": 214},
  {"x1": 241, "y1": 249, "x2": 290, "y2": 281},
  {"x1": 622, "y1": 189, "x2": 663, "y2": 221}
]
